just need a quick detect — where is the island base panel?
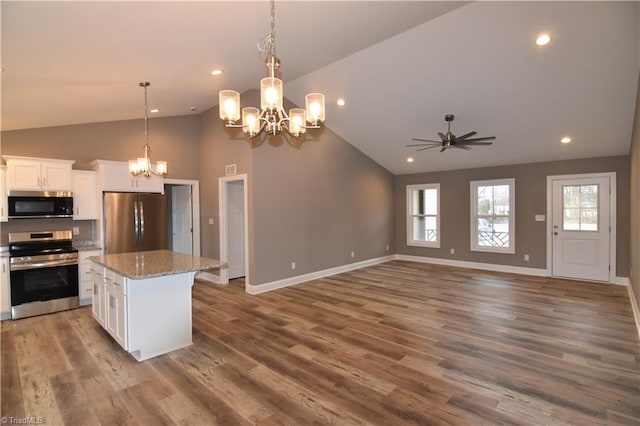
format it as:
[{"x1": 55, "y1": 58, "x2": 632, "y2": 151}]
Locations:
[{"x1": 127, "y1": 272, "x2": 195, "y2": 361}]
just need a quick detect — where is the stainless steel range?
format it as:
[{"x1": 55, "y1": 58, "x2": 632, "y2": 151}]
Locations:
[{"x1": 9, "y1": 230, "x2": 79, "y2": 319}]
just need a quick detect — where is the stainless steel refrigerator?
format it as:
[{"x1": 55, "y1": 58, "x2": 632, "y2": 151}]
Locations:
[{"x1": 103, "y1": 192, "x2": 168, "y2": 254}]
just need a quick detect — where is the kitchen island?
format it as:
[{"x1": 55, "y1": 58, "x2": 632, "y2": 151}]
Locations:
[{"x1": 89, "y1": 250, "x2": 223, "y2": 361}]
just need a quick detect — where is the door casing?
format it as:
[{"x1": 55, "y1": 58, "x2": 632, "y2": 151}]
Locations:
[{"x1": 218, "y1": 174, "x2": 249, "y2": 288}]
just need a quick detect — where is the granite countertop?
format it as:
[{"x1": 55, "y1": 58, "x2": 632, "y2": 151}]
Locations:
[
  {"x1": 89, "y1": 249, "x2": 223, "y2": 279},
  {"x1": 75, "y1": 245, "x2": 103, "y2": 252}
]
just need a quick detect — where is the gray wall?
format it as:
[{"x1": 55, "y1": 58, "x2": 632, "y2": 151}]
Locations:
[
  {"x1": 1, "y1": 115, "x2": 200, "y2": 244},
  {"x1": 250, "y1": 108, "x2": 395, "y2": 285},
  {"x1": 197, "y1": 89, "x2": 395, "y2": 286},
  {"x1": 197, "y1": 93, "x2": 252, "y2": 261},
  {"x1": 629, "y1": 73, "x2": 640, "y2": 307},
  {"x1": 1, "y1": 115, "x2": 201, "y2": 176},
  {"x1": 395, "y1": 156, "x2": 630, "y2": 276}
]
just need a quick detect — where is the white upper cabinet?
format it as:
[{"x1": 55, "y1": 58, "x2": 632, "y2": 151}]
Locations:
[
  {"x1": 3, "y1": 156, "x2": 73, "y2": 191},
  {"x1": 0, "y1": 166, "x2": 7, "y2": 222},
  {"x1": 92, "y1": 160, "x2": 163, "y2": 193},
  {"x1": 72, "y1": 170, "x2": 98, "y2": 220}
]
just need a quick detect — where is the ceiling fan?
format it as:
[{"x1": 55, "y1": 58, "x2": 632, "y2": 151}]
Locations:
[{"x1": 407, "y1": 114, "x2": 496, "y2": 152}]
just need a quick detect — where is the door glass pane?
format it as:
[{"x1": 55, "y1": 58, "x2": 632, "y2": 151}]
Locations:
[{"x1": 562, "y1": 184, "x2": 598, "y2": 231}]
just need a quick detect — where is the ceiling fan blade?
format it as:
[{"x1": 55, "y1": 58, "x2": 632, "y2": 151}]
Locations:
[
  {"x1": 461, "y1": 136, "x2": 496, "y2": 143},
  {"x1": 455, "y1": 131, "x2": 477, "y2": 141},
  {"x1": 461, "y1": 141, "x2": 493, "y2": 146},
  {"x1": 416, "y1": 145, "x2": 442, "y2": 152},
  {"x1": 406, "y1": 144, "x2": 440, "y2": 148},
  {"x1": 438, "y1": 132, "x2": 447, "y2": 141},
  {"x1": 440, "y1": 147, "x2": 446, "y2": 152},
  {"x1": 454, "y1": 144, "x2": 472, "y2": 150},
  {"x1": 410, "y1": 138, "x2": 442, "y2": 143}
]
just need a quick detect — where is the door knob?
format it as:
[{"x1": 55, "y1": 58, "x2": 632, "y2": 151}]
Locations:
[{"x1": 553, "y1": 232, "x2": 558, "y2": 235}]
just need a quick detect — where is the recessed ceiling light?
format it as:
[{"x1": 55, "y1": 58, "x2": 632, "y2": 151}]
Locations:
[
  {"x1": 337, "y1": 98, "x2": 346, "y2": 106},
  {"x1": 150, "y1": 108, "x2": 160, "y2": 113},
  {"x1": 561, "y1": 136, "x2": 572, "y2": 144},
  {"x1": 211, "y1": 69, "x2": 223, "y2": 76},
  {"x1": 536, "y1": 33, "x2": 551, "y2": 46},
  {"x1": 406, "y1": 157, "x2": 414, "y2": 163}
]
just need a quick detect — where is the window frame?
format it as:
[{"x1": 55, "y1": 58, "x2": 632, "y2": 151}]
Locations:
[
  {"x1": 406, "y1": 183, "x2": 440, "y2": 248},
  {"x1": 470, "y1": 178, "x2": 515, "y2": 254}
]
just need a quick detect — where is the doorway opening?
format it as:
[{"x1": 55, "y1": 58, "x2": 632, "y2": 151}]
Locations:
[
  {"x1": 164, "y1": 179, "x2": 201, "y2": 256},
  {"x1": 219, "y1": 174, "x2": 249, "y2": 287},
  {"x1": 546, "y1": 172, "x2": 616, "y2": 282}
]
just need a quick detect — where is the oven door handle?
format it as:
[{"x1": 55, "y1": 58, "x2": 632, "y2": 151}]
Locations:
[{"x1": 10, "y1": 259, "x2": 79, "y2": 271}]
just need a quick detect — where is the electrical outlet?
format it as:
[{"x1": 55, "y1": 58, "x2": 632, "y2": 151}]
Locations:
[
  {"x1": 72, "y1": 227, "x2": 80, "y2": 235},
  {"x1": 524, "y1": 254, "x2": 530, "y2": 261},
  {"x1": 450, "y1": 248, "x2": 455, "y2": 255},
  {"x1": 351, "y1": 251, "x2": 355, "y2": 258},
  {"x1": 386, "y1": 245, "x2": 389, "y2": 251},
  {"x1": 291, "y1": 262, "x2": 296, "y2": 270}
]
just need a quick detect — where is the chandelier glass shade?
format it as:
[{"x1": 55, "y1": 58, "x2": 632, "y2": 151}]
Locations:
[
  {"x1": 218, "y1": 0, "x2": 325, "y2": 138},
  {"x1": 129, "y1": 82, "x2": 167, "y2": 178}
]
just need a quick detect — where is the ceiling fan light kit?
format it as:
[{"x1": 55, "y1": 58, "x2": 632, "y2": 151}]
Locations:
[{"x1": 408, "y1": 114, "x2": 496, "y2": 153}]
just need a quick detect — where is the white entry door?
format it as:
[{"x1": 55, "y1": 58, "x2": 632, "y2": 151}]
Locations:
[
  {"x1": 551, "y1": 175, "x2": 611, "y2": 281},
  {"x1": 171, "y1": 185, "x2": 193, "y2": 255}
]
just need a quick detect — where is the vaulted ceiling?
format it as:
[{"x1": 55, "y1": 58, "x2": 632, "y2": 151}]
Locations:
[{"x1": 2, "y1": 1, "x2": 638, "y2": 175}]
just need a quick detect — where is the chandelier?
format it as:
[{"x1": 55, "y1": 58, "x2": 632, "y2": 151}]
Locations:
[
  {"x1": 129, "y1": 82, "x2": 167, "y2": 178},
  {"x1": 218, "y1": 0, "x2": 325, "y2": 138}
]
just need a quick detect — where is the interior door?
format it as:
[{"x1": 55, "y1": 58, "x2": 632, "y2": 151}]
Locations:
[
  {"x1": 227, "y1": 182, "x2": 245, "y2": 279},
  {"x1": 171, "y1": 185, "x2": 193, "y2": 255},
  {"x1": 551, "y1": 176, "x2": 610, "y2": 281}
]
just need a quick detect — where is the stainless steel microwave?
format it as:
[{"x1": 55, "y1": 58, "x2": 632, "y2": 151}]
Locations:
[{"x1": 7, "y1": 191, "x2": 74, "y2": 219}]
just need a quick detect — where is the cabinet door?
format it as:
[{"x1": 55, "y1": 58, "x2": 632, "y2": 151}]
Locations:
[
  {"x1": 41, "y1": 161, "x2": 72, "y2": 191},
  {"x1": 72, "y1": 171, "x2": 98, "y2": 220},
  {"x1": 79, "y1": 250, "x2": 101, "y2": 304},
  {"x1": 1, "y1": 258, "x2": 10, "y2": 318},
  {"x1": 100, "y1": 162, "x2": 135, "y2": 192},
  {"x1": 132, "y1": 174, "x2": 164, "y2": 193},
  {"x1": 0, "y1": 167, "x2": 7, "y2": 222},
  {"x1": 6, "y1": 158, "x2": 41, "y2": 190},
  {"x1": 91, "y1": 268, "x2": 105, "y2": 326},
  {"x1": 106, "y1": 278, "x2": 127, "y2": 349}
]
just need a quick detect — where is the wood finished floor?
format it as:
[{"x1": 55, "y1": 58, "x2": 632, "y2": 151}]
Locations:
[{"x1": 1, "y1": 260, "x2": 639, "y2": 425}]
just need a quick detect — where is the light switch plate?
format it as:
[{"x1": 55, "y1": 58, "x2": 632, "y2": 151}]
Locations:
[{"x1": 535, "y1": 215, "x2": 545, "y2": 222}]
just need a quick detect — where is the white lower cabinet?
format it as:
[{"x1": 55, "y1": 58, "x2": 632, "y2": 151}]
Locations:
[
  {"x1": 91, "y1": 266, "x2": 106, "y2": 326},
  {"x1": 89, "y1": 259, "x2": 194, "y2": 361},
  {"x1": 105, "y1": 269, "x2": 127, "y2": 349},
  {"x1": 1, "y1": 257, "x2": 11, "y2": 320},
  {"x1": 79, "y1": 250, "x2": 102, "y2": 305},
  {"x1": 91, "y1": 266, "x2": 128, "y2": 350}
]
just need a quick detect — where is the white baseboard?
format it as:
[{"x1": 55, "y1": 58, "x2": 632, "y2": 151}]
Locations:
[
  {"x1": 197, "y1": 271, "x2": 225, "y2": 285},
  {"x1": 395, "y1": 254, "x2": 548, "y2": 277},
  {"x1": 627, "y1": 282, "x2": 640, "y2": 340},
  {"x1": 246, "y1": 255, "x2": 395, "y2": 295},
  {"x1": 611, "y1": 276, "x2": 630, "y2": 286}
]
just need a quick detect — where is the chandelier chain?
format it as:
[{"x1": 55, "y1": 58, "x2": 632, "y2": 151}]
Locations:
[
  {"x1": 142, "y1": 82, "x2": 150, "y2": 148},
  {"x1": 257, "y1": 0, "x2": 276, "y2": 60}
]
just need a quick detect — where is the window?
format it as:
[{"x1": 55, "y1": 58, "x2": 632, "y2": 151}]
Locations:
[
  {"x1": 470, "y1": 178, "x2": 515, "y2": 254},
  {"x1": 562, "y1": 184, "x2": 598, "y2": 231},
  {"x1": 407, "y1": 183, "x2": 440, "y2": 248}
]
